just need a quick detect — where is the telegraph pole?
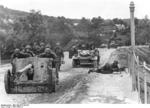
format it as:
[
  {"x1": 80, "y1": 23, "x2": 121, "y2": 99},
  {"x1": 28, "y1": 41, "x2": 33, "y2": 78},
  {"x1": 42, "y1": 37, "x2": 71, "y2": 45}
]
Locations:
[
  {"x1": 0, "y1": 42, "x2": 1, "y2": 66},
  {"x1": 130, "y1": 1, "x2": 136, "y2": 91},
  {"x1": 130, "y1": 1, "x2": 135, "y2": 47}
]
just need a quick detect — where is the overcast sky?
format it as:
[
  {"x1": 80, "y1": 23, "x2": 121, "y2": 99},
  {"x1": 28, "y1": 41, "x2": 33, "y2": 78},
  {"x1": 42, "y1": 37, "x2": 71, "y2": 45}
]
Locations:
[{"x1": 0, "y1": 0, "x2": 149, "y2": 19}]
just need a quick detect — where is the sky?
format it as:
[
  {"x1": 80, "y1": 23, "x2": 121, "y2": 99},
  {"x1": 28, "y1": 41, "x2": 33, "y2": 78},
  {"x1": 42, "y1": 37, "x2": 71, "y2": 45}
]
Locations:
[{"x1": 0, "y1": 0, "x2": 150, "y2": 19}]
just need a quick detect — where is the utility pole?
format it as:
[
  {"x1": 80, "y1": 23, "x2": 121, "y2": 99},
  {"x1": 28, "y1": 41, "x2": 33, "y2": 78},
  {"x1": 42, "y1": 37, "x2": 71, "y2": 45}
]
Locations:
[
  {"x1": 0, "y1": 42, "x2": 1, "y2": 66},
  {"x1": 0, "y1": 49, "x2": 1, "y2": 67},
  {"x1": 130, "y1": 1, "x2": 136, "y2": 91}
]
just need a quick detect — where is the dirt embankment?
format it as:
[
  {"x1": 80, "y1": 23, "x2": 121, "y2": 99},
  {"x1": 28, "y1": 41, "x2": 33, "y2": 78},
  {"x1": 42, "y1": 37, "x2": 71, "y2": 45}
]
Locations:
[{"x1": 107, "y1": 48, "x2": 129, "y2": 68}]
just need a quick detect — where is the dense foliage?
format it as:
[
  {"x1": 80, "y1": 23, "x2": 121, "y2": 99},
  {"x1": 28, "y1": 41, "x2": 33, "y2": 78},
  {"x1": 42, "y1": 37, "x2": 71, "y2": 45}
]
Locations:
[{"x1": 0, "y1": 7, "x2": 150, "y2": 59}]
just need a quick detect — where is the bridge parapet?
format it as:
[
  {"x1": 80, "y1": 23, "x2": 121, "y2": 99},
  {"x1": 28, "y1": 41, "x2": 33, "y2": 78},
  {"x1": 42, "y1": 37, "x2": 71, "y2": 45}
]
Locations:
[{"x1": 128, "y1": 52, "x2": 150, "y2": 104}]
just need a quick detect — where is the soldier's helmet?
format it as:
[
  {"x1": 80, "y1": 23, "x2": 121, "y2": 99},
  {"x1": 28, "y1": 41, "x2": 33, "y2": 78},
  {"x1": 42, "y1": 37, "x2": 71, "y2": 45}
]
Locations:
[
  {"x1": 81, "y1": 44, "x2": 86, "y2": 47},
  {"x1": 45, "y1": 48, "x2": 51, "y2": 53},
  {"x1": 14, "y1": 48, "x2": 20, "y2": 53},
  {"x1": 72, "y1": 45, "x2": 76, "y2": 48},
  {"x1": 56, "y1": 42, "x2": 60, "y2": 46},
  {"x1": 33, "y1": 42, "x2": 37, "y2": 46},
  {"x1": 45, "y1": 44, "x2": 51, "y2": 48},
  {"x1": 113, "y1": 30, "x2": 116, "y2": 33},
  {"x1": 40, "y1": 42, "x2": 45, "y2": 46},
  {"x1": 25, "y1": 45, "x2": 31, "y2": 49}
]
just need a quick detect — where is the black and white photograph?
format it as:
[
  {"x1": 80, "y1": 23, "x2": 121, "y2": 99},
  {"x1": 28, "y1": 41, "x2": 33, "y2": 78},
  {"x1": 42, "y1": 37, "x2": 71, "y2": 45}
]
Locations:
[{"x1": 0, "y1": 0, "x2": 150, "y2": 106}]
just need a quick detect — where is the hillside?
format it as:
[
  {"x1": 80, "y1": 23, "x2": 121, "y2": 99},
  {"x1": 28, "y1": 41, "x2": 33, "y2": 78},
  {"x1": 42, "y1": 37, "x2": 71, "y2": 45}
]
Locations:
[
  {"x1": 0, "y1": 5, "x2": 133, "y2": 59},
  {"x1": 0, "y1": 5, "x2": 28, "y2": 34},
  {"x1": 0, "y1": 5, "x2": 27, "y2": 19}
]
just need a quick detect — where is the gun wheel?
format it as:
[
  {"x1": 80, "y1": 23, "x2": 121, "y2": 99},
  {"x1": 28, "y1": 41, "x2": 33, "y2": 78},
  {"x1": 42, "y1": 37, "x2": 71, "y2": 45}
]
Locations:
[{"x1": 4, "y1": 70, "x2": 11, "y2": 94}]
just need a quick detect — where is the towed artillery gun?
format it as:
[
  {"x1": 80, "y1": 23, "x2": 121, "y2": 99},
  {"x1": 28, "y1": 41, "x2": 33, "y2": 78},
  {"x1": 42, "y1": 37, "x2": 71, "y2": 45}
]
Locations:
[{"x1": 4, "y1": 57, "x2": 58, "y2": 93}]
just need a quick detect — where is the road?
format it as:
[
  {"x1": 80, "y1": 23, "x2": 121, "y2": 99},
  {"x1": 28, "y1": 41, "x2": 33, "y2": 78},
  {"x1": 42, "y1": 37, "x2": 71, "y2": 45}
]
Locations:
[{"x1": 0, "y1": 48, "x2": 138, "y2": 105}]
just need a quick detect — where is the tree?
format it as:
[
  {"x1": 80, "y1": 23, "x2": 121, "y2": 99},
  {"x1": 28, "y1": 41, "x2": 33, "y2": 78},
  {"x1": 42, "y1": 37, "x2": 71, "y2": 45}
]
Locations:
[
  {"x1": 76, "y1": 17, "x2": 91, "y2": 32},
  {"x1": 136, "y1": 16, "x2": 150, "y2": 44},
  {"x1": 47, "y1": 17, "x2": 74, "y2": 47},
  {"x1": 13, "y1": 10, "x2": 47, "y2": 44},
  {"x1": 91, "y1": 16, "x2": 104, "y2": 29}
]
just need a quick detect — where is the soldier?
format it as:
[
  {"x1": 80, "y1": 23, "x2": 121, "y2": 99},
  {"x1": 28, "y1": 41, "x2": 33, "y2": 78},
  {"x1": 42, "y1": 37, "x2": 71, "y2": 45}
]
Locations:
[
  {"x1": 45, "y1": 44, "x2": 52, "y2": 49},
  {"x1": 69, "y1": 45, "x2": 78, "y2": 59},
  {"x1": 32, "y1": 42, "x2": 37, "y2": 53},
  {"x1": 54, "y1": 42, "x2": 64, "y2": 71},
  {"x1": 24, "y1": 45, "x2": 35, "y2": 57},
  {"x1": 39, "y1": 42, "x2": 45, "y2": 53},
  {"x1": 38, "y1": 48, "x2": 58, "y2": 84},
  {"x1": 20, "y1": 46, "x2": 25, "y2": 53},
  {"x1": 11, "y1": 48, "x2": 31, "y2": 75},
  {"x1": 32, "y1": 44, "x2": 41, "y2": 55},
  {"x1": 94, "y1": 49, "x2": 100, "y2": 66},
  {"x1": 81, "y1": 44, "x2": 86, "y2": 50},
  {"x1": 11, "y1": 48, "x2": 30, "y2": 62},
  {"x1": 88, "y1": 60, "x2": 125, "y2": 74},
  {"x1": 38, "y1": 47, "x2": 57, "y2": 59},
  {"x1": 90, "y1": 43, "x2": 96, "y2": 50}
]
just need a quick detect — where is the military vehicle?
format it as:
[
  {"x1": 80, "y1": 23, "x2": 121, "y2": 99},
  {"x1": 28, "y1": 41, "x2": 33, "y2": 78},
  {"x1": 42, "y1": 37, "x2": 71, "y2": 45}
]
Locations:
[
  {"x1": 72, "y1": 44, "x2": 97, "y2": 67},
  {"x1": 4, "y1": 57, "x2": 57, "y2": 93}
]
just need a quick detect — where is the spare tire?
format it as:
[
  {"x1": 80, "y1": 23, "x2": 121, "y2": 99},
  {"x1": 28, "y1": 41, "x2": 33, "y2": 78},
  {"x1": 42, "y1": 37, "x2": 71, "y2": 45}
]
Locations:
[{"x1": 4, "y1": 70, "x2": 11, "y2": 94}]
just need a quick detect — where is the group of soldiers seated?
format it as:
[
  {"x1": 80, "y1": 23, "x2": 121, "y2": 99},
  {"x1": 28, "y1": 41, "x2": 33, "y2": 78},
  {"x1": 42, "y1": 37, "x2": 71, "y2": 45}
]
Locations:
[
  {"x1": 10, "y1": 42, "x2": 64, "y2": 84},
  {"x1": 11, "y1": 42, "x2": 64, "y2": 63}
]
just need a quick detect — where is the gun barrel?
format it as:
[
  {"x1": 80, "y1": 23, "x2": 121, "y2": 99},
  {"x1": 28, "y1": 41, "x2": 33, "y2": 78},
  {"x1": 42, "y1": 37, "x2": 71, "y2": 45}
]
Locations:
[{"x1": 18, "y1": 64, "x2": 33, "y2": 73}]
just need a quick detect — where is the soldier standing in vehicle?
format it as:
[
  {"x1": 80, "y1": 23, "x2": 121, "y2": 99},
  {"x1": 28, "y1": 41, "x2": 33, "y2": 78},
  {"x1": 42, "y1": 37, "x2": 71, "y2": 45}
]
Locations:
[{"x1": 54, "y1": 42, "x2": 64, "y2": 71}]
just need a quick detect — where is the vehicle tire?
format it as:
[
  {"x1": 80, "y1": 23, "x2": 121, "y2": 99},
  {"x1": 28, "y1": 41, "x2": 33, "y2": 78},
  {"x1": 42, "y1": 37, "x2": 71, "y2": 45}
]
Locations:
[
  {"x1": 93, "y1": 61, "x2": 97, "y2": 68},
  {"x1": 4, "y1": 70, "x2": 11, "y2": 94}
]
